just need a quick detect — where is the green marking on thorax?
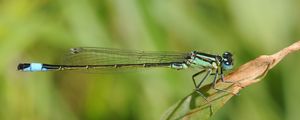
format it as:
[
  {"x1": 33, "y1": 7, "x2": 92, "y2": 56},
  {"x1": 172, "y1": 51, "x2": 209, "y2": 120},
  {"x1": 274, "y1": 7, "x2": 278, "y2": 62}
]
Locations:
[{"x1": 191, "y1": 57, "x2": 213, "y2": 68}]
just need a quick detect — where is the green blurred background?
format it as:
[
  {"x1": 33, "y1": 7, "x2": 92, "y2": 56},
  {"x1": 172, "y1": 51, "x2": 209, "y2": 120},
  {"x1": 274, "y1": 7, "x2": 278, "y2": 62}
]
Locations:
[{"x1": 1, "y1": 0, "x2": 300, "y2": 120}]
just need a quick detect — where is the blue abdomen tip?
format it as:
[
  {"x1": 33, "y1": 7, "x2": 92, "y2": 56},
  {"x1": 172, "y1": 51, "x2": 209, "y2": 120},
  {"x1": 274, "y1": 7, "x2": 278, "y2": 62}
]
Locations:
[{"x1": 18, "y1": 63, "x2": 47, "y2": 72}]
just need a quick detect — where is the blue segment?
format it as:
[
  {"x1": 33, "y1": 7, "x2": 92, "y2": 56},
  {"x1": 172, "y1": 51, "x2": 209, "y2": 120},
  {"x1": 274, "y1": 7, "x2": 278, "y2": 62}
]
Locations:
[{"x1": 23, "y1": 63, "x2": 48, "y2": 72}]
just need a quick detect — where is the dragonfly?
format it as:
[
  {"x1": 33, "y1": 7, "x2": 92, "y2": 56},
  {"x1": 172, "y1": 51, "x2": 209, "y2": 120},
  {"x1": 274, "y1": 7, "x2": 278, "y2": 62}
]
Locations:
[{"x1": 17, "y1": 47, "x2": 234, "y2": 99}]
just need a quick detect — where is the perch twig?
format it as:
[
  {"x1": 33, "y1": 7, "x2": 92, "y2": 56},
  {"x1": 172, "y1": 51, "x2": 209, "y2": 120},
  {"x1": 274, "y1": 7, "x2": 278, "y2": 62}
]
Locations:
[{"x1": 161, "y1": 41, "x2": 300, "y2": 120}]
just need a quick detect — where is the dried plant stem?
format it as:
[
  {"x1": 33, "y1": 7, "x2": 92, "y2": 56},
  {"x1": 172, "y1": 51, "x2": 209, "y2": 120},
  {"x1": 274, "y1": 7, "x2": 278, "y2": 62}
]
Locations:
[
  {"x1": 161, "y1": 41, "x2": 300, "y2": 120},
  {"x1": 229, "y1": 41, "x2": 300, "y2": 94}
]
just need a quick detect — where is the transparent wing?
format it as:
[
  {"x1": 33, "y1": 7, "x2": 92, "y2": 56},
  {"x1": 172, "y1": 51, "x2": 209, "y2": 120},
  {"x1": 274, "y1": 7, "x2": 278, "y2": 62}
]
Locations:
[{"x1": 62, "y1": 47, "x2": 189, "y2": 66}]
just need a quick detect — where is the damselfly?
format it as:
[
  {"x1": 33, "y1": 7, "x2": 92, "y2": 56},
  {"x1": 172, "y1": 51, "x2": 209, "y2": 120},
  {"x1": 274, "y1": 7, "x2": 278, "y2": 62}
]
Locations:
[{"x1": 17, "y1": 47, "x2": 234, "y2": 99}]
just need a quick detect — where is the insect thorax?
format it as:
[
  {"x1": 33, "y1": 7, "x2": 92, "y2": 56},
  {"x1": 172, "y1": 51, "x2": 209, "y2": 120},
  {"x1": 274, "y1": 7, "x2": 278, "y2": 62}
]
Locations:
[{"x1": 185, "y1": 51, "x2": 220, "y2": 69}]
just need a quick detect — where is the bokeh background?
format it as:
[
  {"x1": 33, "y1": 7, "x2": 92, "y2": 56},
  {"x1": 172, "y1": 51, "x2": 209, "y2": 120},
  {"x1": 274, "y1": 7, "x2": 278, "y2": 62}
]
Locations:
[{"x1": 1, "y1": 0, "x2": 300, "y2": 120}]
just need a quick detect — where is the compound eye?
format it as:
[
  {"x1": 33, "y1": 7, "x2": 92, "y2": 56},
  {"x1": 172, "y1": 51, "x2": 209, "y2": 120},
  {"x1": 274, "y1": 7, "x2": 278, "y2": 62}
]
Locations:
[
  {"x1": 223, "y1": 52, "x2": 232, "y2": 57},
  {"x1": 222, "y1": 61, "x2": 233, "y2": 70},
  {"x1": 222, "y1": 52, "x2": 233, "y2": 70},
  {"x1": 223, "y1": 59, "x2": 231, "y2": 65}
]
